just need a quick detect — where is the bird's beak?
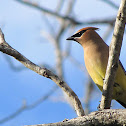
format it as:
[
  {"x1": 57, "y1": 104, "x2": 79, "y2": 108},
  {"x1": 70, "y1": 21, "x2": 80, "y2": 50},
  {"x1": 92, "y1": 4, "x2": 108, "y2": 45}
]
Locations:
[{"x1": 66, "y1": 36, "x2": 76, "y2": 41}]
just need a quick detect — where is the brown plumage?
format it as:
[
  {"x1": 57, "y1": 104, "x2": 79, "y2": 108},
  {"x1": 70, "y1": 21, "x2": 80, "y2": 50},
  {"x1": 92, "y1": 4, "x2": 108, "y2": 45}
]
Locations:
[{"x1": 66, "y1": 27, "x2": 126, "y2": 108}]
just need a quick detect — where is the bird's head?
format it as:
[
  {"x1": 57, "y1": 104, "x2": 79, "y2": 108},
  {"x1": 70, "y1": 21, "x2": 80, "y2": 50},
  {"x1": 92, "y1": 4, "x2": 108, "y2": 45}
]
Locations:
[{"x1": 66, "y1": 27, "x2": 99, "y2": 45}]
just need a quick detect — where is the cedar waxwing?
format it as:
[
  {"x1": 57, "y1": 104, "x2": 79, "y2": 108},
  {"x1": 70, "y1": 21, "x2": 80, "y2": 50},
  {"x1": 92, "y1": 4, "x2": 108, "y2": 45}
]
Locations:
[{"x1": 66, "y1": 27, "x2": 126, "y2": 108}]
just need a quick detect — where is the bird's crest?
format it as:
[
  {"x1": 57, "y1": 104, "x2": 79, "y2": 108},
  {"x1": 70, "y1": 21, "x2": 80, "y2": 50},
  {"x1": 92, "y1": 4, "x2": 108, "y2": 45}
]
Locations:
[{"x1": 76, "y1": 27, "x2": 99, "y2": 33}]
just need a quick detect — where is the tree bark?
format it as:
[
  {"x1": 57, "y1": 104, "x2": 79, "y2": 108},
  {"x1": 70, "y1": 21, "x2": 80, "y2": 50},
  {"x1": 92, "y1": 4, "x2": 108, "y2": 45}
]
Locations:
[{"x1": 26, "y1": 109, "x2": 126, "y2": 126}]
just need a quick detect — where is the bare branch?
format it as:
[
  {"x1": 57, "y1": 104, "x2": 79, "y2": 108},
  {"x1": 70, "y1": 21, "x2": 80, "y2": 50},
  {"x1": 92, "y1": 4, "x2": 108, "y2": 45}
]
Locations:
[
  {"x1": 101, "y1": 0, "x2": 119, "y2": 9},
  {"x1": 55, "y1": 0, "x2": 64, "y2": 12},
  {"x1": 102, "y1": 25, "x2": 114, "y2": 41},
  {"x1": 54, "y1": 0, "x2": 75, "y2": 78},
  {"x1": 100, "y1": 0, "x2": 126, "y2": 109},
  {"x1": 0, "y1": 104, "x2": 26, "y2": 124},
  {"x1": 64, "y1": 0, "x2": 76, "y2": 15},
  {"x1": 4, "y1": 54, "x2": 56, "y2": 73},
  {"x1": 0, "y1": 28, "x2": 85, "y2": 116},
  {"x1": 16, "y1": 0, "x2": 115, "y2": 26},
  {"x1": 15, "y1": 0, "x2": 77, "y2": 24},
  {"x1": 26, "y1": 109, "x2": 126, "y2": 126}
]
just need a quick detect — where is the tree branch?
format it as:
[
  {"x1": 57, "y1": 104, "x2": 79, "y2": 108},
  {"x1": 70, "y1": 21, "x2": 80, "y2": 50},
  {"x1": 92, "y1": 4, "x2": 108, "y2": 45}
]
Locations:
[
  {"x1": 16, "y1": 0, "x2": 115, "y2": 26},
  {"x1": 0, "y1": 28, "x2": 85, "y2": 116},
  {"x1": 26, "y1": 109, "x2": 126, "y2": 126},
  {"x1": 100, "y1": 0, "x2": 126, "y2": 109},
  {"x1": 101, "y1": 0, "x2": 119, "y2": 9}
]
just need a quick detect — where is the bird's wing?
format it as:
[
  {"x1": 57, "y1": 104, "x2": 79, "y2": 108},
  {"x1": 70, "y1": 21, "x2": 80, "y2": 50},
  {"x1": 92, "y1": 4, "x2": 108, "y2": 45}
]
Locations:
[{"x1": 119, "y1": 60, "x2": 126, "y2": 75}]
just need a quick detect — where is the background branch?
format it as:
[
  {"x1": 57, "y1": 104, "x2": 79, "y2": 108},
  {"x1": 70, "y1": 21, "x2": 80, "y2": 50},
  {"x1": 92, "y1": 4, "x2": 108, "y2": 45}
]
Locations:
[
  {"x1": 0, "y1": 85, "x2": 58, "y2": 124},
  {"x1": 0, "y1": 28, "x2": 85, "y2": 117},
  {"x1": 101, "y1": 0, "x2": 119, "y2": 9},
  {"x1": 16, "y1": 0, "x2": 116, "y2": 26}
]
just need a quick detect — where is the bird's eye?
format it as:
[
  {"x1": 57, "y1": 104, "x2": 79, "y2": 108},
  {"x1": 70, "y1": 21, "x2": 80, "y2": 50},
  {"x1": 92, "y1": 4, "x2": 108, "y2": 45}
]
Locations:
[{"x1": 71, "y1": 30, "x2": 86, "y2": 38}]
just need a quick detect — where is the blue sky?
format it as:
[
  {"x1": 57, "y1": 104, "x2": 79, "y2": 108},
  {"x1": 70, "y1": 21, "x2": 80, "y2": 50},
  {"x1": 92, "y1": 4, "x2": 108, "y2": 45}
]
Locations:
[{"x1": 0, "y1": 0, "x2": 125, "y2": 126}]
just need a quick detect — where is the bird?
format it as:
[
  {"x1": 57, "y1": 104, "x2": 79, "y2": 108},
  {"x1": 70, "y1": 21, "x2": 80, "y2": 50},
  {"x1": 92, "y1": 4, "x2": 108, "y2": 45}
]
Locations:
[{"x1": 66, "y1": 27, "x2": 126, "y2": 108}]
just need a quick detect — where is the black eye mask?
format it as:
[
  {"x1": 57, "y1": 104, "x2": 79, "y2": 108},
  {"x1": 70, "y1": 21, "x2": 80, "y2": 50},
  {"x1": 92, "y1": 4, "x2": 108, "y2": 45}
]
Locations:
[{"x1": 71, "y1": 30, "x2": 86, "y2": 38}]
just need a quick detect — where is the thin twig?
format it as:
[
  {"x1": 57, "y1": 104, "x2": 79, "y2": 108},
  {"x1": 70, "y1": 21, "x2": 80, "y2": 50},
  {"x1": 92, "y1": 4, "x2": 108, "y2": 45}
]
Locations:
[
  {"x1": 54, "y1": 0, "x2": 75, "y2": 78},
  {"x1": 15, "y1": 0, "x2": 78, "y2": 24},
  {"x1": 3, "y1": 55, "x2": 56, "y2": 72},
  {"x1": 16, "y1": 0, "x2": 115, "y2": 25},
  {"x1": 55, "y1": 0, "x2": 64, "y2": 13},
  {"x1": 102, "y1": 25, "x2": 114, "y2": 41},
  {"x1": 101, "y1": 0, "x2": 119, "y2": 9}
]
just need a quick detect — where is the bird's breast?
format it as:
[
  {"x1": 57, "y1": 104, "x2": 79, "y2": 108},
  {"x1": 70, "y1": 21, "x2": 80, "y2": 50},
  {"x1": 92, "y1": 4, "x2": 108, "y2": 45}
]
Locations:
[{"x1": 84, "y1": 45, "x2": 108, "y2": 89}]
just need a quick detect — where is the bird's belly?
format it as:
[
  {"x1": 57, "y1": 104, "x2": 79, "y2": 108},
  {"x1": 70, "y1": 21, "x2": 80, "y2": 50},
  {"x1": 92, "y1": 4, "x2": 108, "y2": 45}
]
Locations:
[
  {"x1": 85, "y1": 57, "x2": 107, "y2": 91},
  {"x1": 85, "y1": 56, "x2": 126, "y2": 101}
]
